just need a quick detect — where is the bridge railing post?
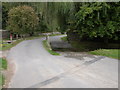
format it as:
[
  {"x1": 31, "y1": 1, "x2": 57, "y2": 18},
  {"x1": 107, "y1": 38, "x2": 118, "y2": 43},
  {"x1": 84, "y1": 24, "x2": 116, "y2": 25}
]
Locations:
[{"x1": 46, "y1": 34, "x2": 51, "y2": 50}]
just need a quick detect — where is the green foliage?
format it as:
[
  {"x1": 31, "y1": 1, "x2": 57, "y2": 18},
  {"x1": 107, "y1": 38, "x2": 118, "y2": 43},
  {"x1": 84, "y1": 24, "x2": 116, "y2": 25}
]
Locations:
[
  {"x1": 7, "y1": 5, "x2": 39, "y2": 35},
  {"x1": 74, "y1": 2, "x2": 120, "y2": 41},
  {"x1": 36, "y1": 13, "x2": 48, "y2": 33},
  {"x1": 56, "y1": 2, "x2": 74, "y2": 33},
  {"x1": 2, "y1": 2, "x2": 120, "y2": 44},
  {"x1": 3, "y1": 2, "x2": 74, "y2": 33},
  {"x1": 2, "y1": 2, "x2": 31, "y2": 30},
  {"x1": 32, "y1": 2, "x2": 74, "y2": 33}
]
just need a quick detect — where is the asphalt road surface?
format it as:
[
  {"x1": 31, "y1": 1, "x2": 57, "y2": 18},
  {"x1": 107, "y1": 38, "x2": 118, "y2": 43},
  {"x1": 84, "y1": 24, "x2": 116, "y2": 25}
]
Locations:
[{"x1": 6, "y1": 35, "x2": 118, "y2": 88}]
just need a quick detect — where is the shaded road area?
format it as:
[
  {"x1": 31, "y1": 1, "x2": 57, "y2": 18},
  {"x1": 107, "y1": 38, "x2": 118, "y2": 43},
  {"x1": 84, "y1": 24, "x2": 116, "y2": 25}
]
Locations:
[{"x1": 6, "y1": 35, "x2": 118, "y2": 88}]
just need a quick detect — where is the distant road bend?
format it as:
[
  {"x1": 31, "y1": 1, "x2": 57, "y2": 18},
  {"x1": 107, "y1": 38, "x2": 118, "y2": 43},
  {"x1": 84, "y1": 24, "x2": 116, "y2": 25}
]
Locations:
[{"x1": 7, "y1": 35, "x2": 118, "y2": 88}]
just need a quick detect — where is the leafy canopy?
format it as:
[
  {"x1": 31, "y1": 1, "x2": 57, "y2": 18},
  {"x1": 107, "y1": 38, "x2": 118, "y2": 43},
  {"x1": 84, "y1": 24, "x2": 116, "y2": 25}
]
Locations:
[
  {"x1": 7, "y1": 5, "x2": 39, "y2": 35},
  {"x1": 72, "y1": 2, "x2": 120, "y2": 41}
]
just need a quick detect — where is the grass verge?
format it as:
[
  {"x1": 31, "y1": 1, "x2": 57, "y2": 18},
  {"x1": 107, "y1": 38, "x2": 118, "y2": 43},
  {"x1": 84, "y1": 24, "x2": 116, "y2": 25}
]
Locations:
[
  {"x1": 89, "y1": 49, "x2": 120, "y2": 59},
  {"x1": 42, "y1": 40, "x2": 60, "y2": 55},
  {"x1": 1, "y1": 39, "x2": 23, "y2": 51},
  {"x1": 0, "y1": 58, "x2": 7, "y2": 70},
  {"x1": 0, "y1": 74, "x2": 5, "y2": 88},
  {"x1": 0, "y1": 58, "x2": 7, "y2": 87},
  {"x1": 0, "y1": 74, "x2": 2, "y2": 87}
]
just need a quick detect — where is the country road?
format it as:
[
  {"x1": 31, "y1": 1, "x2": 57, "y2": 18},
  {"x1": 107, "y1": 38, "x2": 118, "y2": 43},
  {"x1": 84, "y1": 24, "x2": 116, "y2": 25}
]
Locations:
[{"x1": 6, "y1": 35, "x2": 118, "y2": 88}]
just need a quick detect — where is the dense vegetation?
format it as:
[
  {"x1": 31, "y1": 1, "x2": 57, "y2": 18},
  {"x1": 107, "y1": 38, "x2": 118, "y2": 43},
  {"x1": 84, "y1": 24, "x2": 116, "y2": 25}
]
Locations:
[
  {"x1": 68, "y1": 3, "x2": 120, "y2": 43},
  {"x1": 1, "y1": 2, "x2": 119, "y2": 87},
  {"x1": 7, "y1": 5, "x2": 39, "y2": 37},
  {"x1": 2, "y1": 2, "x2": 120, "y2": 49}
]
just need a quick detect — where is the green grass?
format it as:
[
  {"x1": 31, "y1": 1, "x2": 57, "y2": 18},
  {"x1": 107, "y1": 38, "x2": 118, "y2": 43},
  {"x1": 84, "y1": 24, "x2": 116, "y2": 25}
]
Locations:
[
  {"x1": 0, "y1": 74, "x2": 2, "y2": 87},
  {"x1": 0, "y1": 58, "x2": 7, "y2": 87},
  {"x1": 61, "y1": 36, "x2": 67, "y2": 41},
  {"x1": 89, "y1": 49, "x2": 120, "y2": 59},
  {"x1": 42, "y1": 40, "x2": 60, "y2": 55},
  {"x1": 0, "y1": 74, "x2": 5, "y2": 87},
  {"x1": 0, "y1": 58, "x2": 7, "y2": 70}
]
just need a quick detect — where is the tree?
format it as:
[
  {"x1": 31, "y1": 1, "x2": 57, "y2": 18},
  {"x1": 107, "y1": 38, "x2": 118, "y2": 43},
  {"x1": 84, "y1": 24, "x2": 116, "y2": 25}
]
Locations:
[
  {"x1": 7, "y1": 5, "x2": 39, "y2": 38},
  {"x1": 68, "y1": 2, "x2": 120, "y2": 43},
  {"x1": 2, "y1": 2, "x2": 31, "y2": 30},
  {"x1": 33, "y1": 2, "x2": 74, "y2": 33},
  {"x1": 3, "y1": 2, "x2": 74, "y2": 33},
  {"x1": 36, "y1": 13, "x2": 48, "y2": 33}
]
